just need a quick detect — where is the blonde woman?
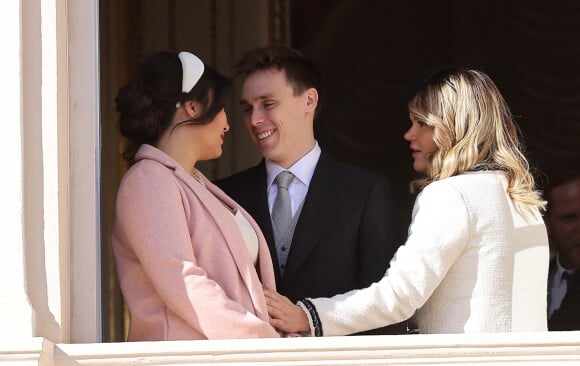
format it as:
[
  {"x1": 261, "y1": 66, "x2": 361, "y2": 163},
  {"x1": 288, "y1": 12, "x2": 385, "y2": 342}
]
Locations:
[{"x1": 265, "y1": 68, "x2": 549, "y2": 335}]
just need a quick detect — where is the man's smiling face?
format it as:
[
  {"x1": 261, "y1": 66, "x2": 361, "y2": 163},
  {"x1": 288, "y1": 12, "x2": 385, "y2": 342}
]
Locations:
[{"x1": 240, "y1": 68, "x2": 314, "y2": 168}]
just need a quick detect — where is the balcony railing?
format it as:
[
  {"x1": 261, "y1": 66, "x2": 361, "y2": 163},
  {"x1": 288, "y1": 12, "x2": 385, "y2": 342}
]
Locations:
[{"x1": 5, "y1": 331, "x2": 580, "y2": 365}]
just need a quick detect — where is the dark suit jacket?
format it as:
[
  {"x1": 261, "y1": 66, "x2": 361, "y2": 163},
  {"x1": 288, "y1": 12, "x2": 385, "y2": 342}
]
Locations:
[
  {"x1": 548, "y1": 258, "x2": 580, "y2": 331},
  {"x1": 216, "y1": 151, "x2": 406, "y2": 334}
]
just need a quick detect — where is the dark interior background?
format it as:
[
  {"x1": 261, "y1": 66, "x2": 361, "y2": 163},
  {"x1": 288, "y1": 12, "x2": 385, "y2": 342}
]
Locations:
[
  {"x1": 100, "y1": 0, "x2": 580, "y2": 341},
  {"x1": 291, "y1": 0, "x2": 580, "y2": 229}
]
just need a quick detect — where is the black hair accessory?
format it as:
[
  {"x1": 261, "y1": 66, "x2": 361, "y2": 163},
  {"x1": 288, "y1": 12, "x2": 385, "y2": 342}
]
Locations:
[{"x1": 407, "y1": 65, "x2": 458, "y2": 100}]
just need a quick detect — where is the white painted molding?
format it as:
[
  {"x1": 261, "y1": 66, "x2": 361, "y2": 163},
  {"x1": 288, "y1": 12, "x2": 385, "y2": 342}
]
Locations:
[
  {"x1": 68, "y1": 0, "x2": 101, "y2": 343},
  {"x1": 51, "y1": 332, "x2": 580, "y2": 365},
  {"x1": 5, "y1": 333, "x2": 580, "y2": 365},
  {"x1": 0, "y1": 0, "x2": 32, "y2": 340},
  {"x1": 0, "y1": 338, "x2": 54, "y2": 366}
]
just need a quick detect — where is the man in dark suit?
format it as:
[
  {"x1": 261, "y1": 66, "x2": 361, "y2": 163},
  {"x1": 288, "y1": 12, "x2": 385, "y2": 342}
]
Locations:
[
  {"x1": 544, "y1": 159, "x2": 580, "y2": 331},
  {"x1": 216, "y1": 46, "x2": 405, "y2": 334}
]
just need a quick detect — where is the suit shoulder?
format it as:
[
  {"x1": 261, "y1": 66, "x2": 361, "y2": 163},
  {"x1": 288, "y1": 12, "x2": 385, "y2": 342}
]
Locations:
[
  {"x1": 214, "y1": 164, "x2": 263, "y2": 190},
  {"x1": 324, "y1": 156, "x2": 389, "y2": 186}
]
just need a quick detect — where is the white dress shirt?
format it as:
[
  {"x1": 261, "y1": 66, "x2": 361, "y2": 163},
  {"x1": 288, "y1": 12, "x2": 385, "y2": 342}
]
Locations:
[
  {"x1": 231, "y1": 208, "x2": 259, "y2": 266},
  {"x1": 265, "y1": 142, "x2": 321, "y2": 217}
]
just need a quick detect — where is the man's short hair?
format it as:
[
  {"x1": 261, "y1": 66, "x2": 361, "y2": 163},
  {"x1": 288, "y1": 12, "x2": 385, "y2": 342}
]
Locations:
[{"x1": 235, "y1": 46, "x2": 321, "y2": 97}]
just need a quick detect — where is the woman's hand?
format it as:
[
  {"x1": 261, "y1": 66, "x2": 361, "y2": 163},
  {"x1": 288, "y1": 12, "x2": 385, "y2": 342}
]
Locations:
[{"x1": 264, "y1": 288, "x2": 310, "y2": 334}]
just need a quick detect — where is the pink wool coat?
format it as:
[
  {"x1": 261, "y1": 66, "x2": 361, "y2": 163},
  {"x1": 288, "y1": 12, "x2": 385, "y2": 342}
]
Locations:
[{"x1": 112, "y1": 144, "x2": 280, "y2": 341}]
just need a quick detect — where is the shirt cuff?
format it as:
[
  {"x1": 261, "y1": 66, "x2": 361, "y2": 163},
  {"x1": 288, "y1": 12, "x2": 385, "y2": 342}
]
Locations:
[{"x1": 298, "y1": 298, "x2": 323, "y2": 337}]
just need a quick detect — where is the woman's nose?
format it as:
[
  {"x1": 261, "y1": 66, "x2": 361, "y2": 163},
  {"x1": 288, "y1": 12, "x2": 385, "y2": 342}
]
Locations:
[{"x1": 404, "y1": 126, "x2": 414, "y2": 141}]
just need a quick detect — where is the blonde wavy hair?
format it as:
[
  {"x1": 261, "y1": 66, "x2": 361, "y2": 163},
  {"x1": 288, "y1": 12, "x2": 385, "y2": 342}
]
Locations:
[{"x1": 408, "y1": 68, "x2": 545, "y2": 214}]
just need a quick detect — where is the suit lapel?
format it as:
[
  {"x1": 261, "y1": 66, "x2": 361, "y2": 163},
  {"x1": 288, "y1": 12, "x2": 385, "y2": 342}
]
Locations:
[
  {"x1": 283, "y1": 153, "x2": 347, "y2": 281},
  {"x1": 138, "y1": 146, "x2": 273, "y2": 318},
  {"x1": 548, "y1": 258, "x2": 556, "y2": 305},
  {"x1": 205, "y1": 181, "x2": 276, "y2": 320},
  {"x1": 250, "y1": 163, "x2": 276, "y2": 250},
  {"x1": 176, "y1": 171, "x2": 255, "y2": 282},
  {"x1": 188, "y1": 177, "x2": 268, "y2": 315},
  {"x1": 239, "y1": 163, "x2": 283, "y2": 284}
]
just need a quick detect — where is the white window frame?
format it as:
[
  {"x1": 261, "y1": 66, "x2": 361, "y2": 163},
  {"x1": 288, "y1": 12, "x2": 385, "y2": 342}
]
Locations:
[{"x1": 68, "y1": 0, "x2": 101, "y2": 343}]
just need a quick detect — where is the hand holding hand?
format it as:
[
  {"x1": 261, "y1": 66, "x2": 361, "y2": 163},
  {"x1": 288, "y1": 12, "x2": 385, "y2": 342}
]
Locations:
[{"x1": 264, "y1": 288, "x2": 310, "y2": 334}]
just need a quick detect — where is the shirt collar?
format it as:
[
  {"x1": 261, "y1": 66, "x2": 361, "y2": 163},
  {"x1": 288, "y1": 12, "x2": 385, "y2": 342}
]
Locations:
[
  {"x1": 265, "y1": 141, "x2": 321, "y2": 188},
  {"x1": 556, "y1": 254, "x2": 576, "y2": 281}
]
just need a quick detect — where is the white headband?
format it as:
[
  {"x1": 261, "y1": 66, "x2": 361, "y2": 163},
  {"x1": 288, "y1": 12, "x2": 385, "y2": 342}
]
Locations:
[{"x1": 178, "y1": 51, "x2": 204, "y2": 93}]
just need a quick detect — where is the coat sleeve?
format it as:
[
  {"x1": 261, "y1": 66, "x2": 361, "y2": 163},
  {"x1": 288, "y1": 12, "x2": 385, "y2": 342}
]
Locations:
[
  {"x1": 310, "y1": 181, "x2": 470, "y2": 336},
  {"x1": 114, "y1": 162, "x2": 279, "y2": 339}
]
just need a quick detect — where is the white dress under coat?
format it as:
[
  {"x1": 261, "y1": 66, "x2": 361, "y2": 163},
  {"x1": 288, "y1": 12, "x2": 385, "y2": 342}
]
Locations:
[{"x1": 309, "y1": 170, "x2": 549, "y2": 334}]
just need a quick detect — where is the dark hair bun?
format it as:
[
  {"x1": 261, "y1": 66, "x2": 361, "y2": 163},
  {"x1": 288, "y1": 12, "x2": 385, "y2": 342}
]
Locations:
[{"x1": 115, "y1": 83, "x2": 164, "y2": 145}]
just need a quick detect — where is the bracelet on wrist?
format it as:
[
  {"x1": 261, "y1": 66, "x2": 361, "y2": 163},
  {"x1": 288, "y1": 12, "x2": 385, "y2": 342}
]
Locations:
[{"x1": 300, "y1": 298, "x2": 323, "y2": 337}]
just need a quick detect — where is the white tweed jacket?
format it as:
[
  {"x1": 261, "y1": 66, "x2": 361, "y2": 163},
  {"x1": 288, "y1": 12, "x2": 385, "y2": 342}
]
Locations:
[{"x1": 309, "y1": 170, "x2": 549, "y2": 334}]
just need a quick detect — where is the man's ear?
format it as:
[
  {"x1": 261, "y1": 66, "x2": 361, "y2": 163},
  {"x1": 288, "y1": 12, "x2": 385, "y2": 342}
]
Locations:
[{"x1": 305, "y1": 88, "x2": 318, "y2": 112}]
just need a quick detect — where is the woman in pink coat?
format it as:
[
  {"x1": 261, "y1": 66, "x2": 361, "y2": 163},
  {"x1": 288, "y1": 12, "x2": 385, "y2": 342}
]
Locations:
[{"x1": 113, "y1": 51, "x2": 280, "y2": 341}]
